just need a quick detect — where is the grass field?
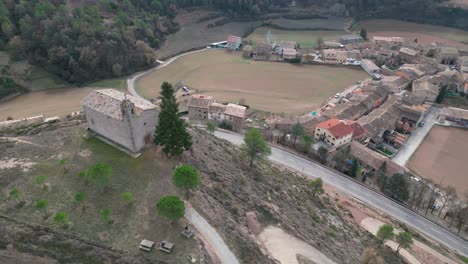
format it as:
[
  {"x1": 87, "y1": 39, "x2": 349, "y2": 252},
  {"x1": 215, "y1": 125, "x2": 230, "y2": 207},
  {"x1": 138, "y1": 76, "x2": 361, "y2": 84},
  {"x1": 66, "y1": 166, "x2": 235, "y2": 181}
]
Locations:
[
  {"x1": 353, "y1": 19, "x2": 468, "y2": 46},
  {"x1": 137, "y1": 49, "x2": 368, "y2": 114},
  {"x1": 0, "y1": 126, "x2": 198, "y2": 263},
  {"x1": 27, "y1": 66, "x2": 71, "y2": 91},
  {"x1": 86, "y1": 78, "x2": 127, "y2": 90},
  {"x1": 246, "y1": 27, "x2": 347, "y2": 48},
  {"x1": 408, "y1": 125, "x2": 468, "y2": 197}
]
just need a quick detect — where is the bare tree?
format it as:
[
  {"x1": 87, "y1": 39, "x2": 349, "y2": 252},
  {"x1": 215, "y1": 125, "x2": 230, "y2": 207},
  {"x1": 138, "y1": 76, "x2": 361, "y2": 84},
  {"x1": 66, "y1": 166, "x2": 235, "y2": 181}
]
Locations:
[{"x1": 438, "y1": 186, "x2": 456, "y2": 218}]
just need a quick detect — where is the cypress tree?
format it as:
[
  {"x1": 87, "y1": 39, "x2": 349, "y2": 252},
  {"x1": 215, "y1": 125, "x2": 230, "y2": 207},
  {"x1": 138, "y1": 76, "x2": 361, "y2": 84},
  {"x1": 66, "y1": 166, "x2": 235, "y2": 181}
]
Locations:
[{"x1": 154, "y1": 82, "x2": 192, "y2": 156}]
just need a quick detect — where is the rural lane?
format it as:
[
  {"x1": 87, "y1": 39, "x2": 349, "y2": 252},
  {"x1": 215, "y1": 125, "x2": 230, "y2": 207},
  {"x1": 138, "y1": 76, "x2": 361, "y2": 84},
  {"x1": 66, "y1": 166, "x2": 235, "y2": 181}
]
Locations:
[
  {"x1": 392, "y1": 106, "x2": 440, "y2": 166},
  {"x1": 127, "y1": 48, "x2": 209, "y2": 100},
  {"x1": 213, "y1": 130, "x2": 468, "y2": 256}
]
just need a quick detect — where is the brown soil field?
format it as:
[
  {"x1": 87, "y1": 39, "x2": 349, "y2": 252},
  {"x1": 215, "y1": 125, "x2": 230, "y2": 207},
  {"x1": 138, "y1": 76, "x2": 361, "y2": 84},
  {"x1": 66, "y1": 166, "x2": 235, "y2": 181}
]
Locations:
[
  {"x1": 0, "y1": 88, "x2": 95, "y2": 121},
  {"x1": 354, "y1": 19, "x2": 468, "y2": 46},
  {"x1": 408, "y1": 125, "x2": 468, "y2": 196},
  {"x1": 137, "y1": 49, "x2": 369, "y2": 114}
]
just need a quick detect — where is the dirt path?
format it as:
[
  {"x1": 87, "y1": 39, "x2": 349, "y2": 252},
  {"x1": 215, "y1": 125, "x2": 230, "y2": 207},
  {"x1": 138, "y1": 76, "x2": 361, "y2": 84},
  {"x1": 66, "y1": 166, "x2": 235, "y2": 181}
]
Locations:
[
  {"x1": 258, "y1": 226, "x2": 337, "y2": 264},
  {"x1": 184, "y1": 205, "x2": 240, "y2": 264},
  {"x1": 360, "y1": 217, "x2": 458, "y2": 264}
]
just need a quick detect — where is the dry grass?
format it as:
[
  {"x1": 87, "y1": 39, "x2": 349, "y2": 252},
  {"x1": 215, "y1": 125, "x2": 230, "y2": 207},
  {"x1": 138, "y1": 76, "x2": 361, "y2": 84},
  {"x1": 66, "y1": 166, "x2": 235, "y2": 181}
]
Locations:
[
  {"x1": 137, "y1": 49, "x2": 368, "y2": 114},
  {"x1": 408, "y1": 125, "x2": 468, "y2": 197},
  {"x1": 354, "y1": 19, "x2": 468, "y2": 46}
]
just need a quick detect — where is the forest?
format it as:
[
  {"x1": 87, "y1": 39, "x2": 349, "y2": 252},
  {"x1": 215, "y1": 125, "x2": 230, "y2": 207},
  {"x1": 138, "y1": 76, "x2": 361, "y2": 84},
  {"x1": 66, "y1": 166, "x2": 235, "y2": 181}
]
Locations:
[{"x1": 0, "y1": 0, "x2": 466, "y2": 85}]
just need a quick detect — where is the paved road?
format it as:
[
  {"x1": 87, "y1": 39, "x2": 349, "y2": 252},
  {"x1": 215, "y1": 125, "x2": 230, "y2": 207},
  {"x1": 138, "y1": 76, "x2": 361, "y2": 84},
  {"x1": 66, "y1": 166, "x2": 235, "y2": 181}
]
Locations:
[
  {"x1": 127, "y1": 48, "x2": 209, "y2": 100},
  {"x1": 213, "y1": 130, "x2": 468, "y2": 256},
  {"x1": 185, "y1": 206, "x2": 240, "y2": 264},
  {"x1": 392, "y1": 107, "x2": 440, "y2": 166}
]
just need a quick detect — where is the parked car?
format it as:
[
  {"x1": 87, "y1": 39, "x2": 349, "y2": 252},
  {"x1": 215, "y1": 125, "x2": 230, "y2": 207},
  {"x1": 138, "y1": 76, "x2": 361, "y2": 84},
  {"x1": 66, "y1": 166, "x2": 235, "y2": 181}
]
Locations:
[{"x1": 418, "y1": 122, "x2": 425, "y2": 127}]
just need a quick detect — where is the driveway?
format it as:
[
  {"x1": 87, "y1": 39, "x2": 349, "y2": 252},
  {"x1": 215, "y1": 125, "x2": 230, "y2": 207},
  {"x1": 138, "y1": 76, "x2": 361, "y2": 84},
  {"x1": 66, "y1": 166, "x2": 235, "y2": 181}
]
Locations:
[
  {"x1": 392, "y1": 107, "x2": 440, "y2": 166},
  {"x1": 213, "y1": 130, "x2": 468, "y2": 256}
]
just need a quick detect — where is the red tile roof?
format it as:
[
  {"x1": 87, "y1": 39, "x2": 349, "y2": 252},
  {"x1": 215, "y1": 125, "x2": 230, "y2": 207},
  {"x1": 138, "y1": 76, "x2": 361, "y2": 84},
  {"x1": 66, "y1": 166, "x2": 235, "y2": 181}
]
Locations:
[
  {"x1": 327, "y1": 122, "x2": 354, "y2": 139},
  {"x1": 227, "y1": 36, "x2": 241, "y2": 43},
  {"x1": 349, "y1": 122, "x2": 367, "y2": 139},
  {"x1": 316, "y1": 118, "x2": 341, "y2": 129}
]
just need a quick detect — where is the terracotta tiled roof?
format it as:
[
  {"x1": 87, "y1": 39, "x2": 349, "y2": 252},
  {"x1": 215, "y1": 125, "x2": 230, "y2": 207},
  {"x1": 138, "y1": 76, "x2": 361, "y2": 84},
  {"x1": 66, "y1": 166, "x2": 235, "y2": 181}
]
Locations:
[
  {"x1": 316, "y1": 118, "x2": 341, "y2": 129},
  {"x1": 227, "y1": 36, "x2": 241, "y2": 43},
  {"x1": 350, "y1": 141, "x2": 406, "y2": 176},
  {"x1": 81, "y1": 89, "x2": 156, "y2": 120},
  {"x1": 225, "y1": 103, "x2": 246, "y2": 118},
  {"x1": 282, "y1": 48, "x2": 297, "y2": 56},
  {"x1": 349, "y1": 122, "x2": 367, "y2": 139},
  {"x1": 188, "y1": 95, "x2": 213, "y2": 109},
  {"x1": 327, "y1": 122, "x2": 354, "y2": 139}
]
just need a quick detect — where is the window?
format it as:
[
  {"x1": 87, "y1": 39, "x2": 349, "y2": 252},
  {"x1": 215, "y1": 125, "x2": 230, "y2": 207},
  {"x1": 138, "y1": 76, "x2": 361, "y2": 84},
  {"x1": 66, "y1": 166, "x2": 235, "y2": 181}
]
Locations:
[
  {"x1": 144, "y1": 122, "x2": 147, "y2": 126},
  {"x1": 332, "y1": 138, "x2": 335, "y2": 140},
  {"x1": 331, "y1": 143, "x2": 334, "y2": 146}
]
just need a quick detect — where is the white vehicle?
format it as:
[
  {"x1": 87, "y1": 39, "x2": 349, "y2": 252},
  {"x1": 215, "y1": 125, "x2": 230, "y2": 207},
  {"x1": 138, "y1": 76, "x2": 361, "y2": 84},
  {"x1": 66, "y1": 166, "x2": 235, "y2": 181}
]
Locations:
[{"x1": 334, "y1": 93, "x2": 340, "y2": 98}]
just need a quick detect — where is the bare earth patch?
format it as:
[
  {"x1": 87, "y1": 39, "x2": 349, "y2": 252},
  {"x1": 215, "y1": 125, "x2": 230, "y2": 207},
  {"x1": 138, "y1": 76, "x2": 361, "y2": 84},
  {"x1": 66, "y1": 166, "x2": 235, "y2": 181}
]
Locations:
[
  {"x1": 407, "y1": 125, "x2": 468, "y2": 197},
  {"x1": 0, "y1": 158, "x2": 35, "y2": 172}
]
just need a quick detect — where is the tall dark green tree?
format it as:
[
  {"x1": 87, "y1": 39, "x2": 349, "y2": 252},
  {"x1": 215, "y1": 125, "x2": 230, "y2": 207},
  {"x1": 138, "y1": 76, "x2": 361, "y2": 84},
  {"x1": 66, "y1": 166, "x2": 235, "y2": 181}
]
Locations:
[
  {"x1": 241, "y1": 128, "x2": 271, "y2": 167},
  {"x1": 154, "y1": 82, "x2": 192, "y2": 156},
  {"x1": 383, "y1": 173, "x2": 409, "y2": 202},
  {"x1": 360, "y1": 27, "x2": 368, "y2": 40}
]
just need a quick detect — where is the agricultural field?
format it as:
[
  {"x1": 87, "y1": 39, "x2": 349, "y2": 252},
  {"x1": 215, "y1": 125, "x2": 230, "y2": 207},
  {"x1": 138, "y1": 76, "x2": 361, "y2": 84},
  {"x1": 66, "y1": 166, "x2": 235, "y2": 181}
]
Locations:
[
  {"x1": 85, "y1": 77, "x2": 127, "y2": 90},
  {"x1": 407, "y1": 125, "x2": 468, "y2": 196},
  {"x1": 353, "y1": 19, "x2": 468, "y2": 46},
  {"x1": 246, "y1": 27, "x2": 347, "y2": 48},
  {"x1": 27, "y1": 66, "x2": 71, "y2": 91},
  {"x1": 265, "y1": 18, "x2": 347, "y2": 30},
  {"x1": 137, "y1": 49, "x2": 368, "y2": 114},
  {"x1": 0, "y1": 124, "x2": 199, "y2": 263}
]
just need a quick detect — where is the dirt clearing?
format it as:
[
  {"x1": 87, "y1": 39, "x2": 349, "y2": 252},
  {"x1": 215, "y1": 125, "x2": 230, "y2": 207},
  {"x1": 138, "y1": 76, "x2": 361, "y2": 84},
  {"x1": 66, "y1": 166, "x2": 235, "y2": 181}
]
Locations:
[
  {"x1": 137, "y1": 49, "x2": 368, "y2": 114},
  {"x1": 408, "y1": 125, "x2": 468, "y2": 197},
  {"x1": 354, "y1": 19, "x2": 468, "y2": 46}
]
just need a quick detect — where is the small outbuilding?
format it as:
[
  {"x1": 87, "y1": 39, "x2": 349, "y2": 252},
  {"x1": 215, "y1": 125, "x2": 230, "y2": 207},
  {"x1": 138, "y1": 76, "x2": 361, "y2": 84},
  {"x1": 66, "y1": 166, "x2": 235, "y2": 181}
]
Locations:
[{"x1": 227, "y1": 36, "x2": 242, "y2": 51}]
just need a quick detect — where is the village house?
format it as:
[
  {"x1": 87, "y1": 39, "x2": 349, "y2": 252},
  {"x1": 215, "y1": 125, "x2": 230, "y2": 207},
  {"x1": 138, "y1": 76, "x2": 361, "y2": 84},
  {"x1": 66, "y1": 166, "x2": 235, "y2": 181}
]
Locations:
[
  {"x1": 208, "y1": 102, "x2": 226, "y2": 123},
  {"x1": 314, "y1": 119, "x2": 354, "y2": 148},
  {"x1": 188, "y1": 95, "x2": 213, "y2": 121},
  {"x1": 81, "y1": 89, "x2": 158, "y2": 155},
  {"x1": 379, "y1": 76, "x2": 410, "y2": 93},
  {"x1": 399, "y1": 47, "x2": 419, "y2": 63},
  {"x1": 224, "y1": 103, "x2": 247, "y2": 132},
  {"x1": 242, "y1": 45, "x2": 253, "y2": 58},
  {"x1": 436, "y1": 46, "x2": 459, "y2": 65},
  {"x1": 282, "y1": 48, "x2": 297, "y2": 60},
  {"x1": 395, "y1": 64, "x2": 426, "y2": 81},
  {"x1": 438, "y1": 107, "x2": 468, "y2": 127},
  {"x1": 346, "y1": 50, "x2": 362, "y2": 65},
  {"x1": 336, "y1": 50, "x2": 348, "y2": 64},
  {"x1": 411, "y1": 77, "x2": 439, "y2": 102},
  {"x1": 275, "y1": 41, "x2": 298, "y2": 54},
  {"x1": 361, "y1": 59, "x2": 381, "y2": 76},
  {"x1": 457, "y1": 56, "x2": 468, "y2": 72},
  {"x1": 349, "y1": 141, "x2": 406, "y2": 176},
  {"x1": 227, "y1": 36, "x2": 242, "y2": 51},
  {"x1": 322, "y1": 49, "x2": 337, "y2": 61},
  {"x1": 373, "y1": 36, "x2": 405, "y2": 46},
  {"x1": 254, "y1": 42, "x2": 275, "y2": 59},
  {"x1": 339, "y1": 34, "x2": 363, "y2": 45},
  {"x1": 323, "y1": 41, "x2": 344, "y2": 49}
]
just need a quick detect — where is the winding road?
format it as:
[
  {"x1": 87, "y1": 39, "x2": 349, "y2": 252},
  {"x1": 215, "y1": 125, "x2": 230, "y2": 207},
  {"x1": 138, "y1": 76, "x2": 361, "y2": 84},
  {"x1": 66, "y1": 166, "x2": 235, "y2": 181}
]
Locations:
[{"x1": 127, "y1": 49, "x2": 468, "y2": 258}]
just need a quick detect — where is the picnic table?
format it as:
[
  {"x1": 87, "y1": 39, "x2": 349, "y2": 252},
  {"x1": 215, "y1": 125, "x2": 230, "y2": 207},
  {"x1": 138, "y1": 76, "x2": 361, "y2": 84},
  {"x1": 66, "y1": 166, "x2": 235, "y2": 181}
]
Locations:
[
  {"x1": 159, "y1": 240, "x2": 174, "y2": 253},
  {"x1": 139, "y1": 239, "x2": 155, "y2": 252}
]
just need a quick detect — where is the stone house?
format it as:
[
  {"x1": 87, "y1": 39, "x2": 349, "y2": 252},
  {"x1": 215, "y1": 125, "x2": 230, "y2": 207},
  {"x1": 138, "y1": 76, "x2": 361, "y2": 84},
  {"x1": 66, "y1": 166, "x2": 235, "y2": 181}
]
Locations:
[
  {"x1": 227, "y1": 36, "x2": 242, "y2": 51},
  {"x1": 412, "y1": 78, "x2": 439, "y2": 102},
  {"x1": 188, "y1": 95, "x2": 213, "y2": 121},
  {"x1": 349, "y1": 141, "x2": 406, "y2": 176},
  {"x1": 82, "y1": 89, "x2": 158, "y2": 155},
  {"x1": 275, "y1": 41, "x2": 298, "y2": 54},
  {"x1": 314, "y1": 119, "x2": 354, "y2": 148},
  {"x1": 254, "y1": 42, "x2": 275, "y2": 59},
  {"x1": 373, "y1": 36, "x2": 405, "y2": 46},
  {"x1": 436, "y1": 47, "x2": 459, "y2": 65},
  {"x1": 322, "y1": 49, "x2": 337, "y2": 61},
  {"x1": 242, "y1": 45, "x2": 253, "y2": 58},
  {"x1": 224, "y1": 103, "x2": 247, "y2": 132},
  {"x1": 361, "y1": 59, "x2": 381, "y2": 76},
  {"x1": 208, "y1": 102, "x2": 226, "y2": 123},
  {"x1": 282, "y1": 48, "x2": 297, "y2": 60},
  {"x1": 399, "y1": 47, "x2": 418, "y2": 63},
  {"x1": 339, "y1": 34, "x2": 363, "y2": 45}
]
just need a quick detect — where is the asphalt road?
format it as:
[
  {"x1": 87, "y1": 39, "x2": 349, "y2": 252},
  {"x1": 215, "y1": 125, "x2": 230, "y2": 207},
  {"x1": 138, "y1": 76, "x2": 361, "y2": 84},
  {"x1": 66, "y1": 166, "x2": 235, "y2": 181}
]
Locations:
[
  {"x1": 392, "y1": 106, "x2": 440, "y2": 166},
  {"x1": 214, "y1": 130, "x2": 468, "y2": 256}
]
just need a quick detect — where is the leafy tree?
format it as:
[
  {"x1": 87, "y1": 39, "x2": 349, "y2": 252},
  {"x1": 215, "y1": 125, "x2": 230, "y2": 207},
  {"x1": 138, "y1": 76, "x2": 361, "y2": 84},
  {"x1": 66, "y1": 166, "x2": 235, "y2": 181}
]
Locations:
[
  {"x1": 54, "y1": 212, "x2": 68, "y2": 228},
  {"x1": 438, "y1": 186, "x2": 456, "y2": 217},
  {"x1": 317, "y1": 146, "x2": 328, "y2": 164},
  {"x1": 302, "y1": 135, "x2": 313, "y2": 153},
  {"x1": 360, "y1": 28, "x2": 368, "y2": 40},
  {"x1": 9, "y1": 187, "x2": 20, "y2": 200},
  {"x1": 74, "y1": 192, "x2": 86, "y2": 212},
  {"x1": 350, "y1": 159, "x2": 361, "y2": 178},
  {"x1": 317, "y1": 37, "x2": 324, "y2": 48},
  {"x1": 59, "y1": 159, "x2": 68, "y2": 175},
  {"x1": 309, "y1": 178, "x2": 324, "y2": 197},
  {"x1": 383, "y1": 173, "x2": 409, "y2": 202},
  {"x1": 206, "y1": 121, "x2": 216, "y2": 135},
  {"x1": 121, "y1": 192, "x2": 134, "y2": 204},
  {"x1": 375, "y1": 161, "x2": 387, "y2": 188},
  {"x1": 154, "y1": 82, "x2": 192, "y2": 156},
  {"x1": 395, "y1": 232, "x2": 413, "y2": 253},
  {"x1": 376, "y1": 224, "x2": 394, "y2": 248},
  {"x1": 35, "y1": 199, "x2": 49, "y2": 219},
  {"x1": 436, "y1": 85, "x2": 447, "y2": 104},
  {"x1": 172, "y1": 165, "x2": 201, "y2": 198},
  {"x1": 35, "y1": 175, "x2": 47, "y2": 190},
  {"x1": 240, "y1": 128, "x2": 271, "y2": 167},
  {"x1": 79, "y1": 162, "x2": 112, "y2": 189},
  {"x1": 101, "y1": 208, "x2": 111, "y2": 223},
  {"x1": 291, "y1": 122, "x2": 304, "y2": 147},
  {"x1": 156, "y1": 195, "x2": 185, "y2": 222}
]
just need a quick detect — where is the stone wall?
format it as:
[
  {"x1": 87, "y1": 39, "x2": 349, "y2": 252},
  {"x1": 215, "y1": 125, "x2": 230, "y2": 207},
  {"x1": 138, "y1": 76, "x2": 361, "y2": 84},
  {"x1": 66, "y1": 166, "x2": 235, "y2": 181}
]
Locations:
[{"x1": 0, "y1": 115, "x2": 45, "y2": 130}]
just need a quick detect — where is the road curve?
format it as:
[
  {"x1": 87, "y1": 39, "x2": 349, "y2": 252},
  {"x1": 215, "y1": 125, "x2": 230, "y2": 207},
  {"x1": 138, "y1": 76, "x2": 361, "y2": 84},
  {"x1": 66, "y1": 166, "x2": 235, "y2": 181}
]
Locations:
[
  {"x1": 127, "y1": 48, "x2": 209, "y2": 100},
  {"x1": 213, "y1": 130, "x2": 468, "y2": 256}
]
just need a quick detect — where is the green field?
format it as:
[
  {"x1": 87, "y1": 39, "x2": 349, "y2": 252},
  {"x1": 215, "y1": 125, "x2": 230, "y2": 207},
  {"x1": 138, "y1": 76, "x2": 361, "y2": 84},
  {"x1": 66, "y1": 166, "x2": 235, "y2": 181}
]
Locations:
[
  {"x1": 86, "y1": 78, "x2": 127, "y2": 90},
  {"x1": 137, "y1": 49, "x2": 368, "y2": 114},
  {"x1": 27, "y1": 66, "x2": 71, "y2": 91},
  {"x1": 246, "y1": 27, "x2": 347, "y2": 48}
]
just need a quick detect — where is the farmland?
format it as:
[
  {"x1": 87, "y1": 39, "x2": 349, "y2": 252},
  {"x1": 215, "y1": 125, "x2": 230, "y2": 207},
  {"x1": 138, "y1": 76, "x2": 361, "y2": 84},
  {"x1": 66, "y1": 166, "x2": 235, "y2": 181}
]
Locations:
[
  {"x1": 245, "y1": 27, "x2": 347, "y2": 48},
  {"x1": 137, "y1": 49, "x2": 368, "y2": 114},
  {"x1": 408, "y1": 125, "x2": 468, "y2": 196},
  {"x1": 353, "y1": 19, "x2": 468, "y2": 46}
]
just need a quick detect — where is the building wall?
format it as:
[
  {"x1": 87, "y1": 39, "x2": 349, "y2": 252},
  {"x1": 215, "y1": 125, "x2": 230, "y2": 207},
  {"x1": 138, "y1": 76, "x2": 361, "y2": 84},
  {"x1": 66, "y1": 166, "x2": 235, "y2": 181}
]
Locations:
[
  {"x1": 413, "y1": 90, "x2": 438, "y2": 102},
  {"x1": 208, "y1": 112, "x2": 225, "y2": 123},
  {"x1": 189, "y1": 106, "x2": 209, "y2": 121},
  {"x1": 226, "y1": 115, "x2": 244, "y2": 132},
  {"x1": 129, "y1": 108, "x2": 159, "y2": 152},
  {"x1": 314, "y1": 127, "x2": 352, "y2": 148},
  {"x1": 227, "y1": 40, "x2": 241, "y2": 51}
]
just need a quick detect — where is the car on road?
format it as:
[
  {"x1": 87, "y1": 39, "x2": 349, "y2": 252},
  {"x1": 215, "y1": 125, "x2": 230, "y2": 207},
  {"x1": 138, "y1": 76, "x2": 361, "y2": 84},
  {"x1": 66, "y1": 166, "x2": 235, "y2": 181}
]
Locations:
[{"x1": 418, "y1": 121, "x2": 425, "y2": 127}]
